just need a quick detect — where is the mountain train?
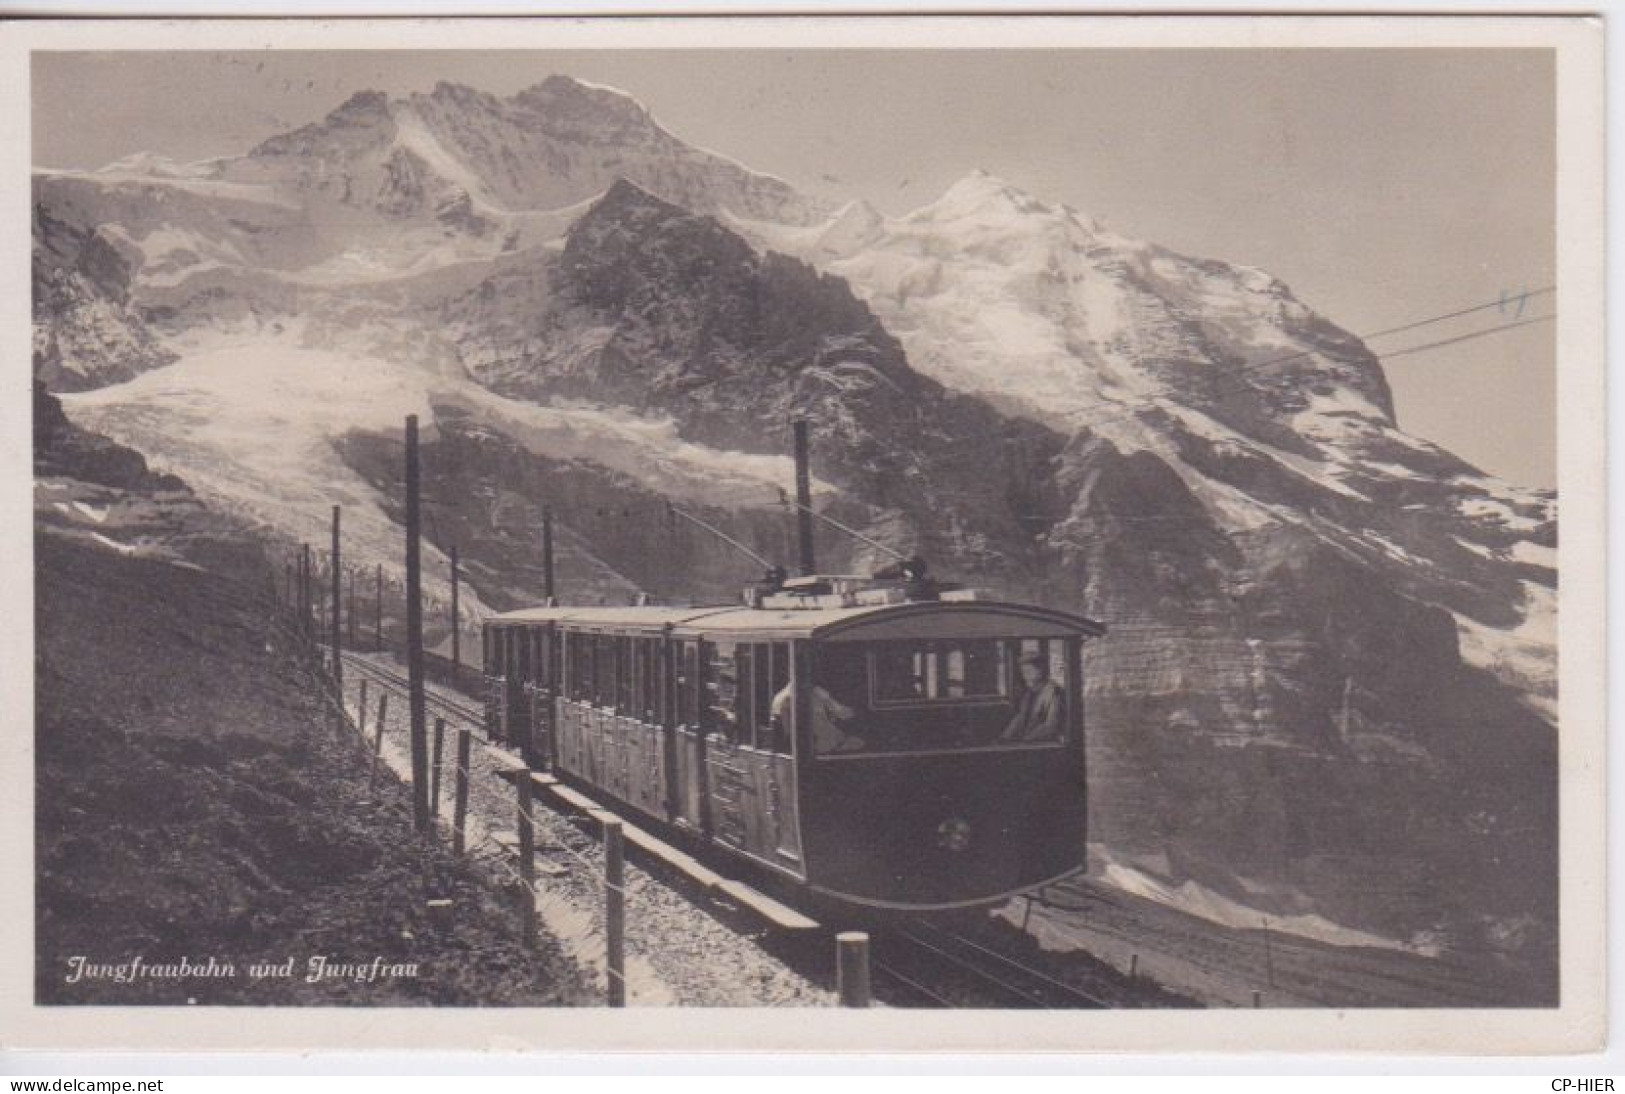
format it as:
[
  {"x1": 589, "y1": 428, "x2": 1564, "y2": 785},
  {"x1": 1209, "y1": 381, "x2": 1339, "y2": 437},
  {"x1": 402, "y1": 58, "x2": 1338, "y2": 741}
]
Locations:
[{"x1": 482, "y1": 570, "x2": 1104, "y2": 912}]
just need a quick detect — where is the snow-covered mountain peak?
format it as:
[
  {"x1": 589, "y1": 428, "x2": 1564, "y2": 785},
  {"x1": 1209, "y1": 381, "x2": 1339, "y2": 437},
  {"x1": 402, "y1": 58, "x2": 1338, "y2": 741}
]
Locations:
[
  {"x1": 512, "y1": 74, "x2": 658, "y2": 126},
  {"x1": 916, "y1": 169, "x2": 1058, "y2": 224}
]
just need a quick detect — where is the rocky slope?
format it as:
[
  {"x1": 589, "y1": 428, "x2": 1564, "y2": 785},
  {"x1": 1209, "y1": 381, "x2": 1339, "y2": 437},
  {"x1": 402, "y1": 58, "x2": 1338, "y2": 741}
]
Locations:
[{"x1": 31, "y1": 77, "x2": 1557, "y2": 983}]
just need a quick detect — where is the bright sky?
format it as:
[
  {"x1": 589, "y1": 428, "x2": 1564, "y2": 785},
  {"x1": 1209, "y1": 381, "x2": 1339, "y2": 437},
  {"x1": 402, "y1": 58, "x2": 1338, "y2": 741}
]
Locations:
[{"x1": 34, "y1": 49, "x2": 1556, "y2": 488}]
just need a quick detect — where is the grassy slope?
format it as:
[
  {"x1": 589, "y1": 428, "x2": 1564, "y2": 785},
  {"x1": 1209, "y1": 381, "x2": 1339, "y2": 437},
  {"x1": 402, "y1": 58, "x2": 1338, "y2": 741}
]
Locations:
[{"x1": 34, "y1": 401, "x2": 592, "y2": 1006}]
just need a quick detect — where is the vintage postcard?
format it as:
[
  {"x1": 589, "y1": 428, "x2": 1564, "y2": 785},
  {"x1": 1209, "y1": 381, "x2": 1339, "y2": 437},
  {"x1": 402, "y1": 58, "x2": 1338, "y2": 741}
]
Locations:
[{"x1": 0, "y1": 14, "x2": 1606, "y2": 1055}]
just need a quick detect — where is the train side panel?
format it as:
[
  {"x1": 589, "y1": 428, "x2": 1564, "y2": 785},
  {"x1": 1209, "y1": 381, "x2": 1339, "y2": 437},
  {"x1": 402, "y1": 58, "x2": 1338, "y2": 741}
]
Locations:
[{"x1": 485, "y1": 600, "x2": 1101, "y2": 910}]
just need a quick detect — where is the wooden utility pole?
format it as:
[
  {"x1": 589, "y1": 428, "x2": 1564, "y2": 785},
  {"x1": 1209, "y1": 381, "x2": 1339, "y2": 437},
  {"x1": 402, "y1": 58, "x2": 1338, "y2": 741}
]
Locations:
[
  {"x1": 369, "y1": 692, "x2": 389, "y2": 791},
  {"x1": 453, "y1": 727, "x2": 472, "y2": 856},
  {"x1": 348, "y1": 567, "x2": 358, "y2": 647},
  {"x1": 405, "y1": 415, "x2": 430, "y2": 833},
  {"x1": 793, "y1": 418, "x2": 816, "y2": 576},
  {"x1": 450, "y1": 544, "x2": 461, "y2": 670},
  {"x1": 1262, "y1": 917, "x2": 1276, "y2": 989},
  {"x1": 516, "y1": 774, "x2": 537, "y2": 948},
  {"x1": 330, "y1": 506, "x2": 343, "y2": 696},
  {"x1": 605, "y1": 817, "x2": 626, "y2": 1007},
  {"x1": 431, "y1": 717, "x2": 446, "y2": 816},
  {"x1": 374, "y1": 563, "x2": 383, "y2": 653},
  {"x1": 541, "y1": 506, "x2": 556, "y2": 604},
  {"x1": 300, "y1": 543, "x2": 312, "y2": 640}
]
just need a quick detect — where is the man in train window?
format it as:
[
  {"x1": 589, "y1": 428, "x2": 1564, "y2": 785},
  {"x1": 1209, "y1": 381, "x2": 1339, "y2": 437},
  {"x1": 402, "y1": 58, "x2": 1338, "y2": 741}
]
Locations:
[
  {"x1": 1000, "y1": 651, "x2": 1065, "y2": 743},
  {"x1": 773, "y1": 679, "x2": 866, "y2": 754}
]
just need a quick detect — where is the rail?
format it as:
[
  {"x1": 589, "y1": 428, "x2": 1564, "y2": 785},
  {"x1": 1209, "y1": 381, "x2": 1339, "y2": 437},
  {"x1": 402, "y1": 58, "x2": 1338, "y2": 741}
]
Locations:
[
  {"x1": 869, "y1": 919, "x2": 1109, "y2": 1009},
  {"x1": 338, "y1": 649, "x2": 486, "y2": 728}
]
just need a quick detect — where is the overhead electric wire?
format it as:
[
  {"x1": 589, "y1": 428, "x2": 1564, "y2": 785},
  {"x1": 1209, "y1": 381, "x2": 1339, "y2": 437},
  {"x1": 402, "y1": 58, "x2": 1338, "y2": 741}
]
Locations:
[
  {"x1": 776, "y1": 487, "x2": 910, "y2": 562},
  {"x1": 665, "y1": 501, "x2": 779, "y2": 570},
  {"x1": 1378, "y1": 313, "x2": 1555, "y2": 361},
  {"x1": 1063, "y1": 291, "x2": 1557, "y2": 433},
  {"x1": 1345, "y1": 286, "x2": 1553, "y2": 343}
]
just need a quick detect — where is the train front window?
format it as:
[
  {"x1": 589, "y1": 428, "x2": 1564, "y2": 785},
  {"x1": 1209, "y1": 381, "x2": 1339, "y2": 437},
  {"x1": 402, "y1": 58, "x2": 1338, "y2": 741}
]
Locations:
[
  {"x1": 811, "y1": 638, "x2": 1073, "y2": 756},
  {"x1": 871, "y1": 640, "x2": 1011, "y2": 706}
]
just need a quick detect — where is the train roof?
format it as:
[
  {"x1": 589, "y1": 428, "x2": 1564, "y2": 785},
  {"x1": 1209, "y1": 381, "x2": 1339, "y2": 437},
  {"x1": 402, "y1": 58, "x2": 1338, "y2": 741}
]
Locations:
[
  {"x1": 487, "y1": 605, "x2": 733, "y2": 627},
  {"x1": 488, "y1": 599, "x2": 1105, "y2": 641}
]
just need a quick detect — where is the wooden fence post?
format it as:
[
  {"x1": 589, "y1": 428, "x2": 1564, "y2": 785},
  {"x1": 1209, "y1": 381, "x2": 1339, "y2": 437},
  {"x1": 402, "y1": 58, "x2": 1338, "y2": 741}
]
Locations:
[
  {"x1": 431, "y1": 717, "x2": 446, "y2": 816},
  {"x1": 837, "y1": 932, "x2": 871, "y2": 1008},
  {"x1": 453, "y1": 726, "x2": 471, "y2": 856},
  {"x1": 369, "y1": 692, "x2": 390, "y2": 791},
  {"x1": 357, "y1": 678, "x2": 368, "y2": 742},
  {"x1": 404, "y1": 415, "x2": 430, "y2": 834},
  {"x1": 516, "y1": 772, "x2": 537, "y2": 948},
  {"x1": 330, "y1": 506, "x2": 343, "y2": 699},
  {"x1": 604, "y1": 817, "x2": 626, "y2": 1008}
]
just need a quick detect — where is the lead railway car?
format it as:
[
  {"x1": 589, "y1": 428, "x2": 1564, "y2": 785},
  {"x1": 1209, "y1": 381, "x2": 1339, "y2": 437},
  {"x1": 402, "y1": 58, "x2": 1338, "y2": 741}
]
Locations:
[{"x1": 482, "y1": 579, "x2": 1104, "y2": 911}]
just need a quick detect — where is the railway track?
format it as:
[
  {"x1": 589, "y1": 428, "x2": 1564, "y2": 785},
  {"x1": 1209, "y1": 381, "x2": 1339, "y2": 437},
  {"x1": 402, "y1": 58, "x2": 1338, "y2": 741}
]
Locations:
[
  {"x1": 870, "y1": 918, "x2": 1110, "y2": 1009},
  {"x1": 338, "y1": 650, "x2": 487, "y2": 728}
]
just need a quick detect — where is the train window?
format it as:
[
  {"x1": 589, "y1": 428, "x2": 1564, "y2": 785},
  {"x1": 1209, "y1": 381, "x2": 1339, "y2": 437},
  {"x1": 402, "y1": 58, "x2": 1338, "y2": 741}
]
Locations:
[
  {"x1": 704, "y1": 641, "x2": 743, "y2": 744},
  {"x1": 735, "y1": 644, "x2": 756, "y2": 742},
  {"x1": 642, "y1": 638, "x2": 660, "y2": 722},
  {"x1": 1004, "y1": 638, "x2": 1070, "y2": 744},
  {"x1": 756, "y1": 643, "x2": 792, "y2": 754},
  {"x1": 614, "y1": 636, "x2": 630, "y2": 714},
  {"x1": 629, "y1": 638, "x2": 646, "y2": 720},
  {"x1": 625, "y1": 637, "x2": 638, "y2": 716},
  {"x1": 642, "y1": 639, "x2": 654, "y2": 722},
  {"x1": 749, "y1": 644, "x2": 770, "y2": 739},
  {"x1": 651, "y1": 640, "x2": 668, "y2": 724},
  {"x1": 592, "y1": 637, "x2": 605, "y2": 708},
  {"x1": 574, "y1": 633, "x2": 595, "y2": 703},
  {"x1": 675, "y1": 640, "x2": 699, "y2": 728},
  {"x1": 626, "y1": 638, "x2": 638, "y2": 718},
  {"x1": 1016, "y1": 639, "x2": 1068, "y2": 687},
  {"x1": 871, "y1": 640, "x2": 1011, "y2": 706}
]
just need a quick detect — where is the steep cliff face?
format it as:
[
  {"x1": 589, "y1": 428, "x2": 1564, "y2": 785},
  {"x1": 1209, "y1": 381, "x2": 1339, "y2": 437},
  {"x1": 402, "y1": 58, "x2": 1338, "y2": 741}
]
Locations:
[
  {"x1": 32, "y1": 206, "x2": 178, "y2": 390},
  {"x1": 441, "y1": 180, "x2": 1063, "y2": 582},
  {"x1": 32, "y1": 77, "x2": 1556, "y2": 971}
]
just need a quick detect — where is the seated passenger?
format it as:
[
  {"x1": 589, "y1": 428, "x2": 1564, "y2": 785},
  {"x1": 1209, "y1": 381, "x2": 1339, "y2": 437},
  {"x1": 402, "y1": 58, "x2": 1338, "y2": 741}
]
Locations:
[
  {"x1": 773, "y1": 681, "x2": 866, "y2": 754},
  {"x1": 1000, "y1": 653, "x2": 1065, "y2": 742}
]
